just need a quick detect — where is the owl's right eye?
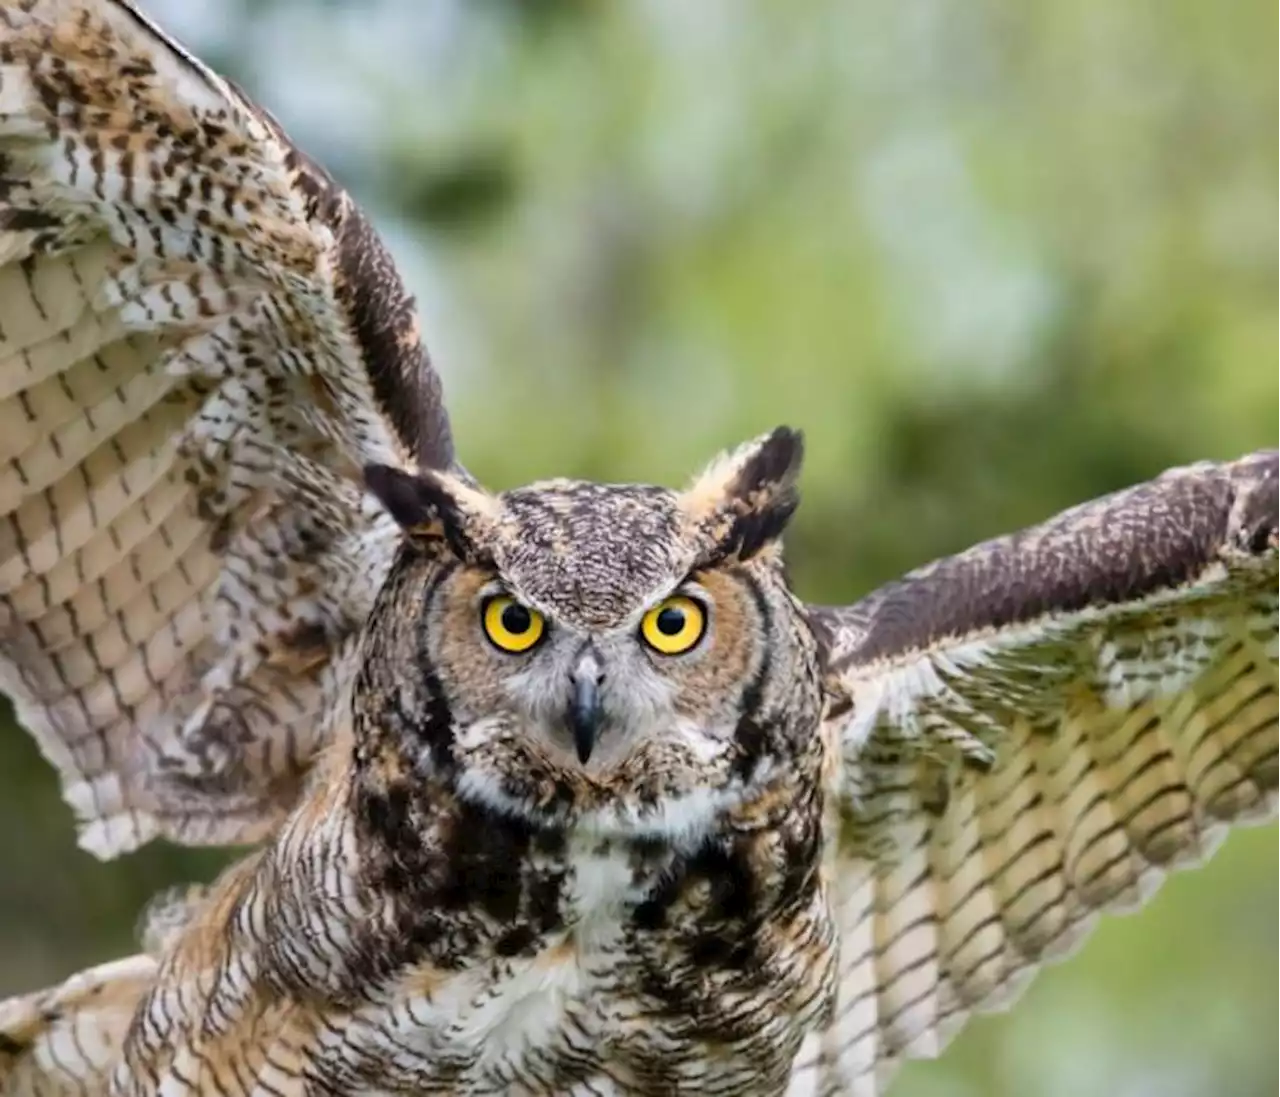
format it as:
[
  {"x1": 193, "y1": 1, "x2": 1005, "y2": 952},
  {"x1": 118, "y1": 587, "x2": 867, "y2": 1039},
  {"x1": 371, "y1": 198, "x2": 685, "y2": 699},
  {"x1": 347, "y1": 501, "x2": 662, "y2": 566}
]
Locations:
[{"x1": 482, "y1": 595, "x2": 546, "y2": 653}]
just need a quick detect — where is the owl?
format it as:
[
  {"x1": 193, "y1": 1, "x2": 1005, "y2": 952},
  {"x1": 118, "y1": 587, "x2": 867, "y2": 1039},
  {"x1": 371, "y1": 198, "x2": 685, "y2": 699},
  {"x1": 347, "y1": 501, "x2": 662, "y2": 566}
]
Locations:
[{"x1": 0, "y1": 3, "x2": 1275, "y2": 1096}]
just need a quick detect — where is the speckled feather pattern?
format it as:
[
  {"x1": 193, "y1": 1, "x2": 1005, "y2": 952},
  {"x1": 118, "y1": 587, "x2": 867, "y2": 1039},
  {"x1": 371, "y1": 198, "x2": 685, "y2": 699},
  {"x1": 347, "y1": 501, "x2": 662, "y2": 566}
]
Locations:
[
  {"x1": 0, "y1": 4, "x2": 1276, "y2": 1097},
  {"x1": 0, "y1": 0, "x2": 437, "y2": 854}
]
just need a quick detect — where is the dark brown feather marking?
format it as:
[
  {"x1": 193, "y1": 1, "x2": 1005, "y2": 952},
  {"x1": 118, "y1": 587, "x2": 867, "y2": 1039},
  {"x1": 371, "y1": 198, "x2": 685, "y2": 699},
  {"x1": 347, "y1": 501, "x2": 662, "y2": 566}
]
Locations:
[
  {"x1": 332, "y1": 206, "x2": 453, "y2": 472},
  {"x1": 729, "y1": 569, "x2": 777, "y2": 780},
  {"x1": 812, "y1": 450, "x2": 1278, "y2": 669},
  {"x1": 691, "y1": 427, "x2": 805, "y2": 567},
  {"x1": 241, "y1": 90, "x2": 455, "y2": 473}
]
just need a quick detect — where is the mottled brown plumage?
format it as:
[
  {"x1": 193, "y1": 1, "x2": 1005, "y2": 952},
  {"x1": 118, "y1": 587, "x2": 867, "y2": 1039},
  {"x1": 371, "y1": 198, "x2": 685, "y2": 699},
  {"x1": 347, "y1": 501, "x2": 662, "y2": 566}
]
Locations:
[{"x1": 0, "y1": 3, "x2": 1275, "y2": 1096}]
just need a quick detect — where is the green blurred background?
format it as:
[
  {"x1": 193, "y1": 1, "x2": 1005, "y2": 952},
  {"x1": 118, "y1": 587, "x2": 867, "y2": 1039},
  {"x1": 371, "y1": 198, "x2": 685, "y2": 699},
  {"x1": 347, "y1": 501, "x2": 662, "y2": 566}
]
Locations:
[{"x1": 1, "y1": 1, "x2": 1275, "y2": 1094}]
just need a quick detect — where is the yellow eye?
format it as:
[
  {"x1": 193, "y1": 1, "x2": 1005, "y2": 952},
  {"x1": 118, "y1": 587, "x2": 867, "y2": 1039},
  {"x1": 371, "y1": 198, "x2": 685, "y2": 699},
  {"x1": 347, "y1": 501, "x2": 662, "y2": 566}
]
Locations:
[
  {"x1": 639, "y1": 596, "x2": 707, "y2": 656},
  {"x1": 482, "y1": 595, "x2": 545, "y2": 653}
]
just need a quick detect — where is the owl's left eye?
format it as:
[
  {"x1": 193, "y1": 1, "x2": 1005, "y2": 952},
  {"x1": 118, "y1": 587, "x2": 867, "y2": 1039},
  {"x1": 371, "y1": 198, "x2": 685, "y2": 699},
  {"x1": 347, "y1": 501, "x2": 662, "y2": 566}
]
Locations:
[
  {"x1": 639, "y1": 595, "x2": 707, "y2": 655},
  {"x1": 482, "y1": 595, "x2": 546, "y2": 653}
]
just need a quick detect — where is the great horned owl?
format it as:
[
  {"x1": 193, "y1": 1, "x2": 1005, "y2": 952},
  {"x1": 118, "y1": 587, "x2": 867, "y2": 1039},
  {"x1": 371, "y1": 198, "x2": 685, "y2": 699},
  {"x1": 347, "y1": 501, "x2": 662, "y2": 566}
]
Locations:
[{"x1": 0, "y1": 3, "x2": 1275, "y2": 1096}]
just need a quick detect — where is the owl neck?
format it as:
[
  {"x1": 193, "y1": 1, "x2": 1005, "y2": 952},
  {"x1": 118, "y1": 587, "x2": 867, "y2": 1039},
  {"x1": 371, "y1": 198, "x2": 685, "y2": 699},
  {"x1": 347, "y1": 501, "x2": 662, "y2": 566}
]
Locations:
[{"x1": 343, "y1": 740, "x2": 826, "y2": 981}]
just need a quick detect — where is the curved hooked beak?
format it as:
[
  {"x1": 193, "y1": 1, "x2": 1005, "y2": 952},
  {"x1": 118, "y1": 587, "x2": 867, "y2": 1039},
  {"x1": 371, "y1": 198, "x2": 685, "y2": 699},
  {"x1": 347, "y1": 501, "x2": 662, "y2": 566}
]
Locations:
[{"x1": 567, "y1": 650, "x2": 604, "y2": 764}]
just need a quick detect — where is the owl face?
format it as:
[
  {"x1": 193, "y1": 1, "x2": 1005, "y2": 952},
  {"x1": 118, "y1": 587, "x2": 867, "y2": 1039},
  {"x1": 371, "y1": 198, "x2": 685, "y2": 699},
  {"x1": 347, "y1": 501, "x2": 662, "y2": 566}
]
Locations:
[{"x1": 362, "y1": 428, "x2": 824, "y2": 842}]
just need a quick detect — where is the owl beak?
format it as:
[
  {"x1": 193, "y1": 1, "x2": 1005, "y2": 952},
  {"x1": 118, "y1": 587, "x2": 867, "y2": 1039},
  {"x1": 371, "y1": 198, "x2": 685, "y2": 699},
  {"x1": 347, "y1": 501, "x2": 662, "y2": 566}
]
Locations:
[{"x1": 568, "y1": 661, "x2": 604, "y2": 764}]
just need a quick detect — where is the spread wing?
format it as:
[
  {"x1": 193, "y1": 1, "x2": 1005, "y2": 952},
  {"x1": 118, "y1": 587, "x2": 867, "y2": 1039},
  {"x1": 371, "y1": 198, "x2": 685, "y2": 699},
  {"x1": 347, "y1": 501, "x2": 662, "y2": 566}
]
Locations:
[
  {"x1": 791, "y1": 450, "x2": 1278, "y2": 1097},
  {"x1": 0, "y1": 0, "x2": 450, "y2": 857}
]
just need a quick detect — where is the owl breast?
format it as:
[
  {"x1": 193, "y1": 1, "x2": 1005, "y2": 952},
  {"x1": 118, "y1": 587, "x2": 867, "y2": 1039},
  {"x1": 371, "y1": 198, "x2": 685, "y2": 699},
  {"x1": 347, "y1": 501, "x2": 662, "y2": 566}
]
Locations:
[{"x1": 319, "y1": 825, "x2": 837, "y2": 1096}]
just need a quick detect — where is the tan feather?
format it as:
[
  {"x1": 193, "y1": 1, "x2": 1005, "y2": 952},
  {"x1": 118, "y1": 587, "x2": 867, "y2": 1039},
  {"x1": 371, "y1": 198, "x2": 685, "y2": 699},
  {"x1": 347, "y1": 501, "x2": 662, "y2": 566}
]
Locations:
[{"x1": 0, "y1": 955, "x2": 157, "y2": 1097}]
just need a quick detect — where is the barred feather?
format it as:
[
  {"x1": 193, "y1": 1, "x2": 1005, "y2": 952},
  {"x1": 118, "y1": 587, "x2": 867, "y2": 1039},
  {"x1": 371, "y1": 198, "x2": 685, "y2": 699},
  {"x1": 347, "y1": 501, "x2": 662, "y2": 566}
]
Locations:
[
  {"x1": 0, "y1": 956, "x2": 156, "y2": 1097},
  {"x1": 796, "y1": 450, "x2": 1278, "y2": 1096}
]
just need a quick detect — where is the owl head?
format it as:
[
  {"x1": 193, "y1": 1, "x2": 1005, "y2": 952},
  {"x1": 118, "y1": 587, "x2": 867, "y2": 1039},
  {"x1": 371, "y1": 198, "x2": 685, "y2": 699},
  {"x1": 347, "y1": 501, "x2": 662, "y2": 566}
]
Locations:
[{"x1": 358, "y1": 427, "x2": 824, "y2": 843}]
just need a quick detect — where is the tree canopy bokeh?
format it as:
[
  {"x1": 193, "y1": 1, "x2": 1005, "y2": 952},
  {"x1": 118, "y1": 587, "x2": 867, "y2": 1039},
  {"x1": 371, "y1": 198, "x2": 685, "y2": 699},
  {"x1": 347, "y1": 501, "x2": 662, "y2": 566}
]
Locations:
[{"x1": 1, "y1": 2, "x2": 1275, "y2": 1095}]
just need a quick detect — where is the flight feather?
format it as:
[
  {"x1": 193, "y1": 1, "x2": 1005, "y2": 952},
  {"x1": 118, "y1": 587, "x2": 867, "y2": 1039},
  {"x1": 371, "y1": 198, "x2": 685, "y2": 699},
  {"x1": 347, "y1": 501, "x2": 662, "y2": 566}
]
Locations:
[
  {"x1": 796, "y1": 450, "x2": 1278, "y2": 1095},
  {"x1": 0, "y1": 0, "x2": 450, "y2": 857}
]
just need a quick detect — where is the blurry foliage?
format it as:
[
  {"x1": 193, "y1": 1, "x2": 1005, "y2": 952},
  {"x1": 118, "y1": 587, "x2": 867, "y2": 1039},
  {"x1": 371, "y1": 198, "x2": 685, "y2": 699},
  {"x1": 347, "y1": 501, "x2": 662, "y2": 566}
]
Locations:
[
  {"x1": 1, "y1": 1, "x2": 1275, "y2": 1095},
  {"x1": 474, "y1": 0, "x2": 598, "y2": 34},
  {"x1": 384, "y1": 143, "x2": 518, "y2": 234}
]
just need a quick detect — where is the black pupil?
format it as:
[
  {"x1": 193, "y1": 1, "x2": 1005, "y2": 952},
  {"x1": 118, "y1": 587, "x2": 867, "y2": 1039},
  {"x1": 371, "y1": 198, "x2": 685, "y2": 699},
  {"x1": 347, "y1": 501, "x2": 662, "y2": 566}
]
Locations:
[
  {"x1": 501, "y1": 602, "x2": 531, "y2": 634},
  {"x1": 655, "y1": 606, "x2": 686, "y2": 636}
]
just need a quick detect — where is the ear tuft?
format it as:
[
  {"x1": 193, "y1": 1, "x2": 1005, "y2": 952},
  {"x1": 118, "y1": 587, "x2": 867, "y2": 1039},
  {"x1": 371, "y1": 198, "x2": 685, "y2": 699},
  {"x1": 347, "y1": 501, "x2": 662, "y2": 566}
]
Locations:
[
  {"x1": 364, "y1": 464, "x2": 497, "y2": 563},
  {"x1": 728, "y1": 426, "x2": 804, "y2": 502},
  {"x1": 363, "y1": 464, "x2": 436, "y2": 532},
  {"x1": 681, "y1": 426, "x2": 805, "y2": 563}
]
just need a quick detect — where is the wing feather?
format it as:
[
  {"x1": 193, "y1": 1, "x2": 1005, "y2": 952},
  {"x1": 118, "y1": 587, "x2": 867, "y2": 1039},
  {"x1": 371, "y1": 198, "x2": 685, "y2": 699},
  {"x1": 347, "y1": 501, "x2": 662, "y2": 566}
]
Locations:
[
  {"x1": 791, "y1": 450, "x2": 1278, "y2": 1095},
  {"x1": 0, "y1": 0, "x2": 448, "y2": 857},
  {"x1": 0, "y1": 955, "x2": 158, "y2": 1097}
]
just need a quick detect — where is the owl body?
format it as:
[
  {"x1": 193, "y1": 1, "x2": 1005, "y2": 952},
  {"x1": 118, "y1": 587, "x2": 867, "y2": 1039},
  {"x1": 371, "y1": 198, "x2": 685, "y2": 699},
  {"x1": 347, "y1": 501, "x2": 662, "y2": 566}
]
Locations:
[
  {"x1": 115, "y1": 726, "x2": 838, "y2": 1097},
  {"x1": 113, "y1": 466, "x2": 837, "y2": 1095},
  {"x1": 232, "y1": 787, "x2": 833, "y2": 1096}
]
